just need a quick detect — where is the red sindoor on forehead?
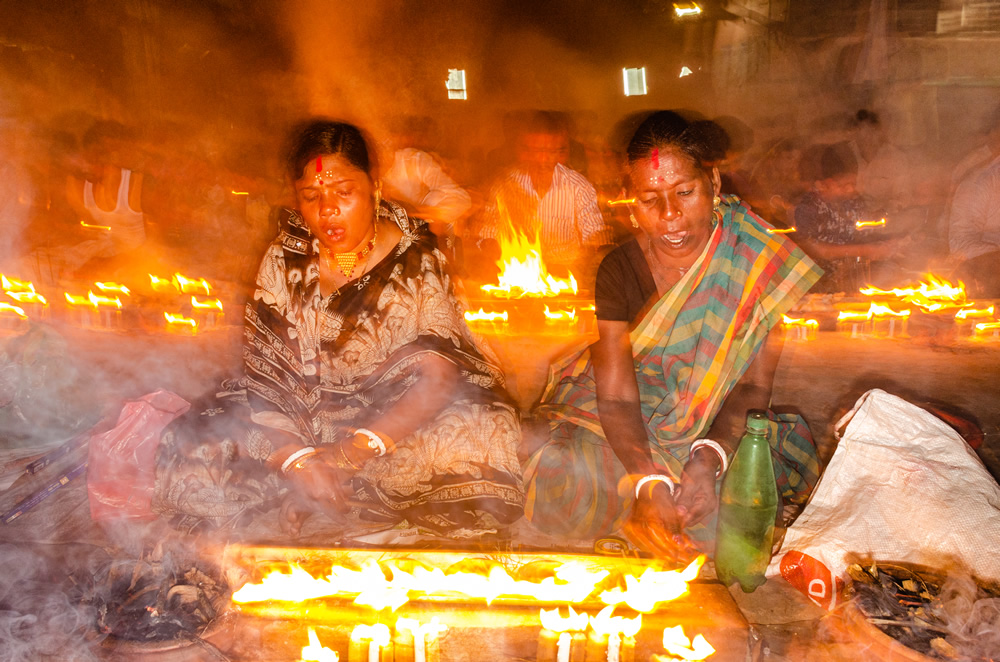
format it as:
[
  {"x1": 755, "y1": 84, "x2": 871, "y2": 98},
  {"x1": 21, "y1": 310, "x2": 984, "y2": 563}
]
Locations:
[
  {"x1": 651, "y1": 148, "x2": 659, "y2": 170},
  {"x1": 316, "y1": 156, "x2": 322, "y2": 173}
]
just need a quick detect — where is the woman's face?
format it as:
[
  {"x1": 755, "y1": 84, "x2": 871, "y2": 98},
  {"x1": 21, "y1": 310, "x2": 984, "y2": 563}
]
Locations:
[
  {"x1": 294, "y1": 153, "x2": 375, "y2": 253},
  {"x1": 628, "y1": 146, "x2": 720, "y2": 262}
]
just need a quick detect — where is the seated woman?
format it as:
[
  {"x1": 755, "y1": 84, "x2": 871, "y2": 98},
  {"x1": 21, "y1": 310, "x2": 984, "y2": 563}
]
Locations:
[
  {"x1": 522, "y1": 112, "x2": 822, "y2": 560},
  {"x1": 152, "y1": 120, "x2": 524, "y2": 537}
]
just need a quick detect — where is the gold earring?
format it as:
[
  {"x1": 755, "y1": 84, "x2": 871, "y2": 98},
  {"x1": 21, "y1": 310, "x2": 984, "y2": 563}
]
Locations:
[
  {"x1": 713, "y1": 195, "x2": 721, "y2": 210},
  {"x1": 630, "y1": 214, "x2": 639, "y2": 229},
  {"x1": 374, "y1": 182, "x2": 382, "y2": 213}
]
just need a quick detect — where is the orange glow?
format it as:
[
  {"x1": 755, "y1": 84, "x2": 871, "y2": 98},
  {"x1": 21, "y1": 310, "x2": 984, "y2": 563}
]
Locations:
[
  {"x1": 80, "y1": 219, "x2": 111, "y2": 231},
  {"x1": 781, "y1": 315, "x2": 818, "y2": 328},
  {"x1": 855, "y1": 218, "x2": 887, "y2": 229},
  {"x1": 6, "y1": 290, "x2": 47, "y2": 305},
  {"x1": 300, "y1": 627, "x2": 339, "y2": 662},
  {"x1": 658, "y1": 625, "x2": 716, "y2": 661},
  {"x1": 606, "y1": 197, "x2": 636, "y2": 207},
  {"x1": 149, "y1": 274, "x2": 178, "y2": 293},
  {"x1": 766, "y1": 227, "x2": 796, "y2": 234},
  {"x1": 191, "y1": 296, "x2": 224, "y2": 311},
  {"x1": 88, "y1": 291, "x2": 122, "y2": 309},
  {"x1": 955, "y1": 305, "x2": 994, "y2": 321},
  {"x1": 164, "y1": 312, "x2": 197, "y2": 329},
  {"x1": 543, "y1": 306, "x2": 577, "y2": 322},
  {"x1": 599, "y1": 556, "x2": 703, "y2": 613},
  {"x1": 95, "y1": 282, "x2": 131, "y2": 296},
  {"x1": 464, "y1": 308, "x2": 508, "y2": 323},
  {"x1": 0, "y1": 302, "x2": 27, "y2": 319},
  {"x1": 64, "y1": 292, "x2": 96, "y2": 308},
  {"x1": 173, "y1": 273, "x2": 212, "y2": 295},
  {"x1": 860, "y1": 274, "x2": 966, "y2": 312}
]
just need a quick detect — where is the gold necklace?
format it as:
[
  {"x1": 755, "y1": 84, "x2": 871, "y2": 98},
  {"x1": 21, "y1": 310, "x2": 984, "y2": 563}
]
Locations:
[{"x1": 327, "y1": 223, "x2": 378, "y2": 279}]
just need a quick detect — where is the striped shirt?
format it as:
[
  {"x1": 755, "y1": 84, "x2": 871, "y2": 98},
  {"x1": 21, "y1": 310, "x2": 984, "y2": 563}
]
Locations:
[{"x1": 480, "y1": 163, "x2": 613, "y2": 265}]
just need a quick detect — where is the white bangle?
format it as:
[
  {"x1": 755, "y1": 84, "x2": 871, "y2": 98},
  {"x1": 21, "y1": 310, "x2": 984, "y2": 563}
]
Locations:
[
  {"x1": 281, "y1": 446, "x2": 317, "y2": 474},
  {"x1": 354, "y1": 428, "x2": 387, "y2": 457},
  {"x1": 690, "y1": 439, "x2": 729, "y2": 477},
  {"x1": 635, "y1": 474, "x2": 676, "y2": 499}
]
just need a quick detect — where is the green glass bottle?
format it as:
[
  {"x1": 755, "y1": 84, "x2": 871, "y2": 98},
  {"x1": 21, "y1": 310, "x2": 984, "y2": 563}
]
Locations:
[{"x1": 715, "y1": 411, "x2": 778, "y2": 592}]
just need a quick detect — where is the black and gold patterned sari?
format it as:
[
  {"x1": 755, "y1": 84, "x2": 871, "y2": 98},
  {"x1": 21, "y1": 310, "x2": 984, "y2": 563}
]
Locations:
[{"x1": 153, "y1": 202, "x2": 524, "y2": 534}]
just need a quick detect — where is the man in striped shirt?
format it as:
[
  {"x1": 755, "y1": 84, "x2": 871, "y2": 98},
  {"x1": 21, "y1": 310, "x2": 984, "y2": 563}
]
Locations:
[{"x1": 478, "y1": 112, "x2": 613, "y2": 278}]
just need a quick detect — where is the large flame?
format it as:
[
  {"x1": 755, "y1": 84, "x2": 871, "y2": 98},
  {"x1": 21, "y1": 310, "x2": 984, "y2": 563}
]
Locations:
[
  {"x1": 481, "y1": 230, "x2": 578, "y2": 299},
  {"x1": 300, "y1": 627, "x2": 339, "y2": 662},
  {"x1": 860, "y1": 274, "x2": 966, "y2": 312},
  {"x1": 658, "y1": 625, "x2": 716, "y2": 661},
  {"x1": 599, "y1": 556, "x2": 703, "y2": 613}
]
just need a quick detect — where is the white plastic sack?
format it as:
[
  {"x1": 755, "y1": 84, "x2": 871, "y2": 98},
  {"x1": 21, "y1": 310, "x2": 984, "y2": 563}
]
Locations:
[{"x1": 768, "y1": 388, "x2": 1000, "y2": 583}]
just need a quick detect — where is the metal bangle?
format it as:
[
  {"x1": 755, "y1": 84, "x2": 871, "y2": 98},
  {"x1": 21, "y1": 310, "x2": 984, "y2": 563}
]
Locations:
[
  {"x1": 280, "y1": 447, "x2": 317, "y2": 475},
  {"x1": 690, "y1": 439, "x2": 729, "y2": 477},
  {"x1": 353, "y1": 428, "x2": 387, "y2": 457},
  {"x1": 634, "y1": 474, "x2": 676, "y2": 499},
  {"x1": 335, "y1": 440, "x2": 363, "y2": 471}
]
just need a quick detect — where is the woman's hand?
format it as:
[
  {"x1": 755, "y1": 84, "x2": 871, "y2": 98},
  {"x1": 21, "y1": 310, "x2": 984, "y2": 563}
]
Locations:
[
  {"x1": 624, "y1": 481, "x2": 699, "y2": 563},
  {"x1": 675, "y1": 454, "x2": 720, "y2": 527},
  {"x1": 281, "y1": 450, "x2": 354, "y2": 534}
]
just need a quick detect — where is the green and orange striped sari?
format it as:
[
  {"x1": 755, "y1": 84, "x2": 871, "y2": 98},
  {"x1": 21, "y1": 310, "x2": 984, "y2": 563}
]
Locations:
[{"x1": 523, "y1": 196, "x2": 823, "y2": 546}]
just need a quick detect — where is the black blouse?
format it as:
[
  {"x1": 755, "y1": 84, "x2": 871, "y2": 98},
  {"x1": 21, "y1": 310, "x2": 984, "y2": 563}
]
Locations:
[{"x1": 594, "y1": 239, "x2": 658, "y2": 325}]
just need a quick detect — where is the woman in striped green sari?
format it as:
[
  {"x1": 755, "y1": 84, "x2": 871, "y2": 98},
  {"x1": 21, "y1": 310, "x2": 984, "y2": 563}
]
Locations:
[{"x1": 522, "y1": 112, "x2": 823, "y2": 560}]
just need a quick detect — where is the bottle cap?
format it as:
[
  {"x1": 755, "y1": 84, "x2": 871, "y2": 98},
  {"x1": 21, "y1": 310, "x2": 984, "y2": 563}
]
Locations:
[{"x1": 746, "y1": 411, "x2": 769, "y2": 433}]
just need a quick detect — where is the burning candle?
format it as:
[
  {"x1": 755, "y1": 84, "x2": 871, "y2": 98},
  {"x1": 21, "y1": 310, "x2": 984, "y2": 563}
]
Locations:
[
  {"x1": 544, "y1": 305, "x2": 578, "y2": 323},
  {"x1": 164, "y1": 312, "x2": 198, "y2": 334},
  {"x1": 766, "y1": 226, "x2": 796, "y2": 234},
  {"x1": 975, "y1": 321, "x2": 1000, "y2": 339},
  {"x1": 191, "y1": 296, "x2": 224, "y2": 327},
  {"x1": 396, "y1": 617, "x2": 447, "y2": 662},
  {"x1": 349, "y1": 623, "x2": 390, "y2": 662},
  {"x1": 836, "y1": 308, "x2": 872, "y2": 338},
  {"x1": 0, "y1": 302, "x2": 28, "y2": 331},
  {"x1": 64, "y1": 292, "x2": 97, "y2": 327},
  {"x1": 301, "y1": 626, "x2": 340, "y2": 661},
  {"x1": 855, "y1": 217, "x2": 887, "y2": 229},
  {"x1": 538, "y1": 607, "x2": 589, "y2": 662},
  {"x1": 173, "y1": 272, "x2": 212, "y2": 295},
  {"x1": 94, "y1": 281, "x2": 131, "y2": 297},
  {"x1": 587, "y1": 607, "x2": 641, "y2": 662},
  {"x1": 655, "y1": 625, "x2": 716, "y2": 661},
  {"x1": 869, "y1": 303, "x2": 910, "y2": 338},
  {"x1": 88, "y1": 291, "x2": 123, "y2": 329},
  {"x1": 781, "y1": 314, "x2": 818, "y2": 341},
  {"x1": 149, "y1": 274, "x2": 178, "y2": 294},
  {"x1": 464, "y1": 308, "x2": 509, "y2": 325}
]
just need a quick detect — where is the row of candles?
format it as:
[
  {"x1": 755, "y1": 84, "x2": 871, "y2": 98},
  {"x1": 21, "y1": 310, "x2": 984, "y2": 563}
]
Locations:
[
  {"x1": 295, "y1": 610, "x2": 713, "y2": 662},
  {"x1": 781, "y1": 274, "x2": 1000, "y2": 341},
  {"x1": 0, "y1": 272, "x2": 225, "y2": 333}
]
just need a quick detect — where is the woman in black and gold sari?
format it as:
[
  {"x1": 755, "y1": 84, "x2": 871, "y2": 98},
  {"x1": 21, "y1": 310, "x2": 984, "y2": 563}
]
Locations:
[{"x1": 153, "y1": 120, "x2": 523, "y2": 536}]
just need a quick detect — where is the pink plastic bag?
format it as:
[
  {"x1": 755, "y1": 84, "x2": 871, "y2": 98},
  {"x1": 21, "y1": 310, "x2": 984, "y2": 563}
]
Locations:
[{"x1": 87, "y1": 390, "x2": 190, "y2": 521}]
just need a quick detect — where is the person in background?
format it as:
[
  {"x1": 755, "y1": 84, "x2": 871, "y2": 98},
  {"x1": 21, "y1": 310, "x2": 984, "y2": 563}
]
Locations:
[
  {"x1": 711, "y1": 115, "x2": 756, "y2": 201},
  {"x1": 475, "y1": 111, "x2": 613, "y2": 282},
  {"x1": 521, "y1": 112, "x2": 822, "y2": 560},
  {"x1": 147, "y1": 119, "x2": 524, "y2": 537},
  {"x1": 947, "y1": 110, "x2": 1000, "y2": 297},
  {"x1": 793, "y1": 142, "x2": 907, "y2": 292},
  {"x1": 381, "y1": 115, "x2": 472, "y2": 256}
]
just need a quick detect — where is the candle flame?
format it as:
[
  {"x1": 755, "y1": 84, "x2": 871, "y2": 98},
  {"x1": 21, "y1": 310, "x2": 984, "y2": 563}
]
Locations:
[
  {"x1": 149, "y1": 274, "x2": 178, "y2": 293},
  {"x1": 95, "y1": 282, "x2": 131, "y2": 296},
  {"x1": 350, "y1": 623, "x2": 391, "y2": 646},
  {"x1": 464, "y1": 308, "x2": 508, "y2": 322},
  {"x1": 539, "y1": 606, "x2": 590, "y2": 633},
  {"x1": 599, "y1": 556, "x2": 703, "y2": 612},
  {"x1": 6, "y1": 290, "x2": 47, "y2": 305},
  {"x1": 781, "y1": 315, "x2": 817, "y2": 328},
  {"x1": 975, "y1": 321, "x2": 1000, "y2": 333},
  {"x1": 607, "y1": 197, "x2": 636, "y2": 207},
  {"x1": 955, "y1": 305, "x2": 994, "y2": 321},
  {"x1": 673, "y1": 2, "x2": 703, "y2": 17},
  {"x1": 80, "y1": 220, "x2": 112, "y2": 231},
  {"x1": 88, "y1": 291, "x2": 122, "y2": 309},
  {"x1": 659, "y1": 625, "x2": 716, "y2": 660},
  {"x1": 766, "y1": 227, "x2": 796, "y2": 234},
  {"x1": 0, "y1": 302, "x2": 27, "y2": 319},
  {"x1": 191, "y1": 296, "x2": 224, "y2": 311},
  {"x1": 859, "y1": 274, "x2": 965, "y2": 312},
  {"x1": 231, "y1": 190, "x2": 250, "y2": 195},
  {"x1": 543, "y1": 306, "x2": 577, "y2": 321},
  {"x1": 173, "y1": 273, "x2": 212, "y2": 295},
  {"x1": 855, "y1": 218, "x2": 887, "y2": 229},
  {"x1": 300, "y1": 627, "x2": 339, "y2": 662},
  {"x1": 64, "y1": 292, "x2": 96, "y2": 308},
  {"x1": 837, "y1": 303, "x2": 910, "y2": 321},
  {"x1": 588, "y1": 606, "x2": 641, "y2": 638},
  {"x1": 164, "y1": 312, "x2": 197, "y2": 328},
  {"x1": 1, "y1": 275, "x2": 36, "y2": 293}
]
